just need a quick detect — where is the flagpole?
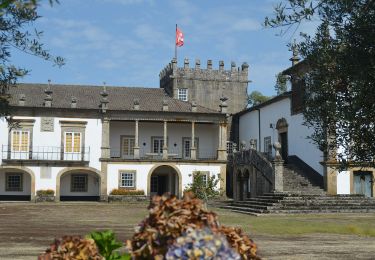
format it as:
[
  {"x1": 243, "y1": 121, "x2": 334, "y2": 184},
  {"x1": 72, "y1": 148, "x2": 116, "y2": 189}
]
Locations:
[{"x1": 175, "y1": 24, "x2": 177, "y2": 61}]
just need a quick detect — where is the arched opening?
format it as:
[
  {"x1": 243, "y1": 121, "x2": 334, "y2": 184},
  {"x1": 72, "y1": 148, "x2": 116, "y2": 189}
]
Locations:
[
  {"x1": 57, "y1": 168, "x2": 101, "y2": 201},
  {"x1": 148, "y1": 165, "x2": 180, "y2": 197},
  {"x1": 0, "y1": 167, "x2": 35, "y2": 201},
  {"x1": 244, "y1": 169, "x2": 250, "y2": 199},
  {"x1": 237, "y1": 170, "x2": 244, "y2": 201},
  {"x1": 276, "y1": 117, "x2": 289, "y2": 162}
]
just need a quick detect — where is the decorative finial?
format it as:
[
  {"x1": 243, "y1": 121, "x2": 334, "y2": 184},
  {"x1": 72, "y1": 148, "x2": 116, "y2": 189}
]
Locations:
[
  {"x1": 289, "y1": 39, "x2": 300, "y2": 66},
  {"x1": 44, "y1": 79, "x2": 53, "y2": 107}
]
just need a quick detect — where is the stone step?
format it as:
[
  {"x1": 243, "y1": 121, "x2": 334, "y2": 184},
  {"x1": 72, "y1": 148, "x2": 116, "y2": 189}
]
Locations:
[
  {"x1": 272, "y1": 205, "x2": 375, "y2": 210},
  {"x1": 235, "y1": 200, "x2": 275, "y2": 206},
  {"x1": 269, "y1": 208, "x2": 375, "y2": 214},
  {"x1": 222, "y1": 205, "x2": 266, "y2": 214}
]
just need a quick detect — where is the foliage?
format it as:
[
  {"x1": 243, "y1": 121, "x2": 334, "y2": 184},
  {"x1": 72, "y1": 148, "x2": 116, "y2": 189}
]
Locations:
[
  {"x1": 265, "y1": 0, "x2": 375, "y2": 168},
  {"x1": 36, "y1": 189, "x2": 54, "y2": 196},
  {"x1": 88, "y1": 230, "x2": 131, "y2": 260},
  {"x1": 0, "y1": 0, "x2": 64, "y2": 118},
  {"x1": 126, "y1": 193, "x2": 258, "y2": 259},
  {"x1": 165, "y1": 227, "x2": 241, "y2": 260},
  {"x1": 184, "y1": 171, "x2": 221, "y2": 202},
  {"x1": 38, "y1": 235, "x2": 103, "y2": 260},
  {"x1": 110, "y1": 189, "x2": 145, "y2": 196},
  {"x1": 247, "y1": 91, "x2": 271, "y2": 106},
  {"x1": 275, "y1": 72, "x2": 289, "y2": 95}
]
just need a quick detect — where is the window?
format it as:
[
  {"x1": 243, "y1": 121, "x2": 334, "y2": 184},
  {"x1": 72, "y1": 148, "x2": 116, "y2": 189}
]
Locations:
[
  {"x1": 71, "y1": 174, "x2": 88, "y2": 192},
  {"x1": 11, "y1": 130, "x2": 29, "y2": 152},
  {"x1": 152, "y1": 137, "x2": 164, "y2": 154},
  {"x1": 264, "y1": 136, "x2": 272, "y2": 157},
  {"x1": 120, "y1": 171, "x2": 135, "y2": 188},
  {"x1": 182, "y1": 138, "x2": 199, "y2": 159},
  {"x1": 178, "y1": 88, "x2": 188, "y2": 101},
  {"x1": 65, "y1": 132, "x2": 81, "y2": 153},
  {"x1": 121, "y1": 136, "x2": 135, "y2": 157},
  {"x1": 6, "y1": 173, "x2": 23, "y2": 191}
]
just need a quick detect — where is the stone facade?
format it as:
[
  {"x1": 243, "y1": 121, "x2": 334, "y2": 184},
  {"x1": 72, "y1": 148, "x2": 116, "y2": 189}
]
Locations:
[{"x1": 160, "y1": 58, "x2": 249, "y2": 115}]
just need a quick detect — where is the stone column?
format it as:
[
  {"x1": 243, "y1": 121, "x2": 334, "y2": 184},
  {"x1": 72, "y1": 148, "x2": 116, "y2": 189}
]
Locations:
[
  {"x1": 134, "y1": 120, "x2": 140, "y2": 159},
  {"x1": 100, "y1": 118, "x2": 110, "y2": 201},
  {"x1": 190, "y1": 121, "x2": 197, "y2": 160},
  {"x1": 163, "y1": 121, "x2": 168, "y2": 159},
  {"x1": 217, "y1": 123, "x2": 227, "y2": 160},
  {"x1": 272, "y1": 142, "x2": 284, "y2": 192}
]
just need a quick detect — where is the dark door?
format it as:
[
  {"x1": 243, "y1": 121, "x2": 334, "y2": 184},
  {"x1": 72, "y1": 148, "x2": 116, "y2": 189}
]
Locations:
[
  {"x1": 279, "y1": 132, "x2": 288, "y2": 162},
  {"x1": 354, "y1": 171, "x2": 373, "y2": 197},
  {"x1": 157, "y1": 176, "x2": 168, "y2": 195}
]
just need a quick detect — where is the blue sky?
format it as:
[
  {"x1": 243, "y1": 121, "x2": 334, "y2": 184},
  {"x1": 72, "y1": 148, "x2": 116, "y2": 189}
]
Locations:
[{"x1": 13, "y1": 0, "x2": 317, "y2": 97}]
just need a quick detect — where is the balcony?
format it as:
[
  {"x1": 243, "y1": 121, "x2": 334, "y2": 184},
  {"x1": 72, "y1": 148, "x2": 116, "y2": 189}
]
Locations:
[
  {"x1": 1, "y1": 145, "x2": 90, "y2": 166},
  {"x1": 108, "y1": 147, "x2": 218, "y2": 161}
]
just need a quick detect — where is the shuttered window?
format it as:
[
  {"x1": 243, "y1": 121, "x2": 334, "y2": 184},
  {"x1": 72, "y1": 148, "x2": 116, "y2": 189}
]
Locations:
[
  {"x1": 65, "y1": 132, "x2": 81, "y2": 153},
  {"x1": 121, "y1": 136, "x2": 135, "y2": 157},
  {"x1": 11, "y1": 130, "x2": 29, "y2": 152}
]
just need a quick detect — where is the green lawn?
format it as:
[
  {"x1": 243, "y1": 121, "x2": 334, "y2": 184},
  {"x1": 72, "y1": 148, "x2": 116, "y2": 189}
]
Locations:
[{"x1": 213, "y1": 208, "x2": 375, "y2": 237}]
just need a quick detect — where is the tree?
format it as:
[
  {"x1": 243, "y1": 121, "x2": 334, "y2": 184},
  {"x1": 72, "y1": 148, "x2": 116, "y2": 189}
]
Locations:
[
  {"x1": 0, "y1": 0, "x2": 64, "y2": 119},
  {"x1": 184, "y1": 171, "x2": 221, "y2": 204},
  {"x1": 247, "y1": 90, "x2": 271, "y2": 106},
  {"x1": 266, "y1": 0, "x2": 375, "y2": 168},
  {"x1": 275, "y1": 72, "x2": 289, "y2": 95}
]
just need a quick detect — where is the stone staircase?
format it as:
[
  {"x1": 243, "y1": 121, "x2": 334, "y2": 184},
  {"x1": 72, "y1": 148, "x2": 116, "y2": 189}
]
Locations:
[
  {"x1": 282, "y1": 165, "x2": 325, "y2": 195},
  {"x1": 222, "y1": 192, "x2": 375, "y2": 215}
]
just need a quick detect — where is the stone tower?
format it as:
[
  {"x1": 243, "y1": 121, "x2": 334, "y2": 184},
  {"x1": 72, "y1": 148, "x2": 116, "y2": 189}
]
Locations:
[{"x1": 159, "y1": 58, "x2": 249, "y2": 115}]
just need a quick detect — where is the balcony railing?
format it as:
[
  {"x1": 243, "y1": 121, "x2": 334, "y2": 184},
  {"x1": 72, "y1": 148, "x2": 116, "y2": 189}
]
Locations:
[
  {"x1": 1, "y1": 145, "x2": 90, "y2": 161},
  {"x1": 109, "y1": 147, "x2": 217, "y2": 160}
]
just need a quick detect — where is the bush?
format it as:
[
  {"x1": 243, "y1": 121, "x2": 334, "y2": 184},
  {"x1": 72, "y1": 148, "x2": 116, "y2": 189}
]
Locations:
[
  {"x1": 88, "y1": 230, "x2": 131, "y2": 260},
  {"x1": 36, "y1": 189, "x2": 55, "y2": 196},
  {"x1": 38, "y1": 235, "x2": 102, "y2": 260},
  {"x1": 110, "y1": 189, "x2": 145, "y2": 195},
  {"x1": 126, "y1": 192, "x2": 258, "y2": 259},
  {"x1": 184, "y1": 171, "x2": 221, "y2": 201}
]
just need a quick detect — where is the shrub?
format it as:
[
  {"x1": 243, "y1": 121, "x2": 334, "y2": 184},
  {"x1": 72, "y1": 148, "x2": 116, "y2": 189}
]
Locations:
[
  {"x1": 126, "y1": 192, "x2": 258, "y2": 259},
  {"x1": 38, "y1": 235, "x2": 102, "y2": 260},
  {"x1": 36, "y1": 189, "x2": 55, "y2": 196},
  {"x1": 110, "y1": 189, "x2": 145, "y2": 195},
  {"x1": 184, "y1": 171, "x2": 221, "y2": 202},
  {"x1": 88, "y1": 230, "x2": 131, "y2": 260}
]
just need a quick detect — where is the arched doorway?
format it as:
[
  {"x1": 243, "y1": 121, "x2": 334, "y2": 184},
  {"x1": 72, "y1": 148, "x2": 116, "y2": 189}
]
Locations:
[
  {"x1": 0, "y1": 167, "x2": 35, "y2": 201},
  {"x1": 148, "y1": 165, "x2": 181, "y2": 197},
  {"x1": 276, "y1": 118, "x2": 289, "y2": 162},
  {"x1": 57, "y1": 168, "x2": 101, "y2": 201}
]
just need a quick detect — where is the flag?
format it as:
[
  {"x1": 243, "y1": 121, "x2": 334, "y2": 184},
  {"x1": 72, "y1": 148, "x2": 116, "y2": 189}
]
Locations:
[{"x1": 176, "y1": 27, "x2": 184, "y2": 47}]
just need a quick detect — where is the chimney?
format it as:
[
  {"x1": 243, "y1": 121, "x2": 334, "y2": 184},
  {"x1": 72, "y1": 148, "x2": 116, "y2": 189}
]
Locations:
[
  {"x1": 231, "y1": 61, "x2": 236, "y2": 72},
  {"x1": 241, "y1": 62, "x2": 249, "y2": 73},
  {"x1": 44, "y1": 79, "x2": 53, "y2": 107},
  {"x1": 162, "y1": 99, "x2": 169, "y2": 111},
  {"x1": 219, "y1": 96, "x2": 228, "y2": 114},
  {"x1": 100, "y1": 82, "x2": 109, "y2": 113},
  {"x1": 19, "y1": 94, "x2": 25, "y2": 106},
  {"x1": 71, "y1": 96, "x2": 77, "y2": 108},
  {"x1": 191, "y1": 100, "x2": 197, "y2": 112},
  {"x1": 133, "y1": 98, "x2": 140, "y2": 110}
]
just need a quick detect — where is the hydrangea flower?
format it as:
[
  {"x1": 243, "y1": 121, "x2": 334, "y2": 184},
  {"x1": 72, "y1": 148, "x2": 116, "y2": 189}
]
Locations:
[{"x1": 166, "y1": 228, "x2": 241, "y2": 260}]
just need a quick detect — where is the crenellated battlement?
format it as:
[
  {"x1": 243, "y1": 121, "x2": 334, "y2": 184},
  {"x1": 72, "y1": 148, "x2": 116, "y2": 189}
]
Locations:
[
  {"x1": 159, "y1": 58, "x2": 249, "y2": 82},
  {"x1": 160, "y1": 58, "x2": 250, "y2": 115}
]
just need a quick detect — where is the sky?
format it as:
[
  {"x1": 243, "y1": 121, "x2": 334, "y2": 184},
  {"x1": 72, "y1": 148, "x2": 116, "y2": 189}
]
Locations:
[{"x1": 12, "y1": 0, "x2": 317, "y2": 97}]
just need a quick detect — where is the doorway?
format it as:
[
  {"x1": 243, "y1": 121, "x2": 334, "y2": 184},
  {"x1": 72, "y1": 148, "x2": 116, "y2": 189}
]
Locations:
[{"x1": 354, "y1": 171, "x2": 373, "y2": 197}]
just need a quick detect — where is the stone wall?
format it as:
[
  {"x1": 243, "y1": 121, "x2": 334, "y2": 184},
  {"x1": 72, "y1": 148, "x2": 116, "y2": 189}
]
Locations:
[{"x1": 160, "y1": 58, "x2": 249, "y2": 115}]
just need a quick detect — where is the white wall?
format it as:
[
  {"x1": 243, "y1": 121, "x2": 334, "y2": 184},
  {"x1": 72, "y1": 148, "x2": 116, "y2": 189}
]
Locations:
[
  {"x1": 110, "y1": 121, "x2": 219, "y2": 158},
  {"x1": 107, "y1": 163, "x2": 223, "y2": 195},
  {"x1": 337, "y1": 171, "x2": 350, "y2": 194},
  {"x1": 239, "y1": 98, "x2": 324, "y2": 175}
]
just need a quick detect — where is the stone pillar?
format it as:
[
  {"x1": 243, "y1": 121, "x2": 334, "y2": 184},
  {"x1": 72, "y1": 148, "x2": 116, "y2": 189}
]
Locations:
[
  {"x1": 100, "y1": 118, "x2": 110, "y2": 201},
  {"x1": 163, "y1": 121, "x2": 168, "y2": 159},
  {"x1": 190, "y1": 121, "x2": 197, "y2": 160},
  {"x1": 272, "y1": 142, "x2": 284, "y2": 192},
  {"x1": 217, "y1": 123, "x2": 227, "y2": 160},
  {"x1": 134, "y1": 120, "x2": 140, "y2": 159},
  {"x1": 101, "y1": 118, "x2": 110, "y2": 159},
  {"x1": 324, "y1": 164, "x2": 338, "y2": 195}
]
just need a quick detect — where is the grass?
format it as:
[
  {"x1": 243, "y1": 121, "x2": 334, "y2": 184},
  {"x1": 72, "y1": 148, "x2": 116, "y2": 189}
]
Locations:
[{"x1": 213, "y1": 208, "x2": 375, "y2": 237}]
